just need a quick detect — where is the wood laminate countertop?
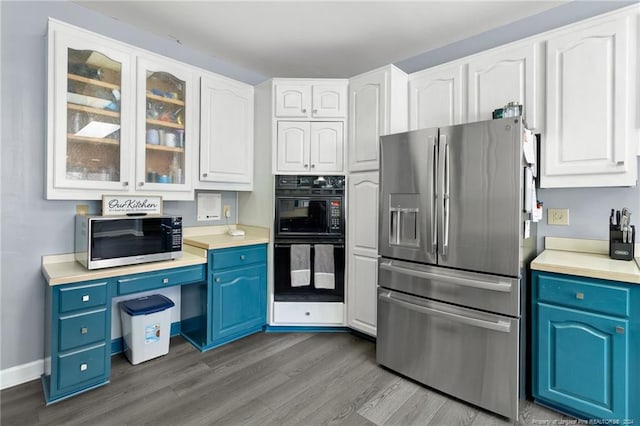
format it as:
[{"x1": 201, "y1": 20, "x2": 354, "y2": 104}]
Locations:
[
  {"x1": 42, "y1": 224, "x2": 270, "y2": 286},
  {"x1": 183, "y1": 224, "x2": 270, "y2": 250},
  {"x1": 531, "y1": 237, "x2": 640, "y2": 284}
]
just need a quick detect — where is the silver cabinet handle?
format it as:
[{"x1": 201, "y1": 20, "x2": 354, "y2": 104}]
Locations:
[
  {"x1": 203, "y1": 173, "x2": 208, "y2": 178},
  {"x1": 312, "y1": 109, "x2": 317, "y2": 114},
  {"x1": 215, "y1": 277, "x2": 221, "y2": 282},
  {"x1": 576, "y1": 292, "x2": 584, "y2": 300},
  {"x1": 304, "y1": 164, "x2": 309, "y2": 168},
  {"x1": 240, "y1": 255, "x2": 245, "y2": 260},
  {"x1": 311, "y1": 164, "x2": 315, "y2": 168},
  {"x1": 139, "y1": 182, "x2": 144, "y2": 187},
  {"x1": 301, "y1": 108, "x2": 307, "y2": 113},
  {"x1": 80, "y1": 363, "x2": 88, "y2": 371},
  {"x1": 616, "y1": 326, "x2": 625, "y2": 334},
  {"x1": 380, "y1": 291, "x2": 511, "y2": 333},
  {"x1": 123, "y1": 181, "x2": 129, "y2": 187},
  {"x1": 379, "y1": 260, "x2": 513, "y2": 292},
  {"x1": 81, "y1": 327, "x2": 88, "y2": 335},
  {"x1": 82, "y1": 295, "x2": 90, "y2": 302},
  {"x1": 162, "y1": 278, "x2": 169, "y2": 284},
  {"x1": 305, "y1": 312, "x2": 310, "y2": 316}
]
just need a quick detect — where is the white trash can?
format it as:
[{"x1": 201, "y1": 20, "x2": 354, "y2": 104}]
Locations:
[{"x1": 119, "y1": 294, "x2": 175, "y2": 365}]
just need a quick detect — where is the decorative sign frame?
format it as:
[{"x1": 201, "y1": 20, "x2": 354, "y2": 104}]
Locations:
[{"x1": 102, "y1": 195, "x2": 163, "y2": 216}]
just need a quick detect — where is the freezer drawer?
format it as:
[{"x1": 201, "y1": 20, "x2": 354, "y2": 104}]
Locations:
[
  {"x1": 377, "y1": 288, "x2": 519, "y2": 420},
  {"x1": 378, "y1": 258, "x2": 520, "y2": 317}
]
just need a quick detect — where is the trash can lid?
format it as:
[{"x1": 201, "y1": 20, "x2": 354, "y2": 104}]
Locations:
[{"x1": 120, "y1": 294, "x2": 175, "y2": 316}]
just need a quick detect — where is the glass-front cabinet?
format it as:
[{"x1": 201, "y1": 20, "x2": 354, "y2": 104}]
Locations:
[
  {"x1": 136, "y1": 57, "x2": 194, "y2": 193},
  {"x1": 47, "y1": 19, "x2": 195, "y2": 200}
]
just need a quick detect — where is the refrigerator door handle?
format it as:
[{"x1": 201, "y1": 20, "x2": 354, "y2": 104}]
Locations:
[
  {"x1": 379, "y1": 290, "x2": 512, "y2": 333},
  {"x1": 431, "y1": 139, "x2": 438, "y2": 254},
  {"x1": 440, "y1": 136, "x2": 450, "y2": 256},
  {"x1": 379, "y1": 260, "x2": 513, "y2": 293}
]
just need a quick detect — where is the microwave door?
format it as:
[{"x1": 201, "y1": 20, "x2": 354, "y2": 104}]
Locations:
[
  {"x1": 437, "y1": 120, "x2": 522, "y2": 277},
  {"x1": 379, "y1": 127, "x2": 437, "y2": 265}
]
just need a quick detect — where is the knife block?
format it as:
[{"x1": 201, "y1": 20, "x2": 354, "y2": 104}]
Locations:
[{"x1": 609, "y1": 226, "x2": 635, "y2": 261}]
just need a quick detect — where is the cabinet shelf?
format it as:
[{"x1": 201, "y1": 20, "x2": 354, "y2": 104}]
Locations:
[
  {"x1": 67, "y1": 134, "x2": 120, "y2": 145},
  {"x1": 145, "y1": 144, "x2": 184, "y2": 153},
  {"x1": 146, "y1": 118, "x2": 184, "y2": 130},
  {"x1": 146, "y1": 93, "x2": 185, "y2": 106},
  {"x1": 68, "y1": 103, "x2": 120, "y2": 118},
  {"x1": 67, "y1": 73, "x2": 120, "y2": 90}
]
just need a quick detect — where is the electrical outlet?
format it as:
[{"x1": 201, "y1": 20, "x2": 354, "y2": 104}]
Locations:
[
  {"x1": 223, "y1": 205, "x2": 231, "y2": 218},
  {"x1": 76, "y1": 204, "x2": 89, "y2": 215},
  {"x1": 547, "y1": 208, "x2": 570, "y2": 226}
]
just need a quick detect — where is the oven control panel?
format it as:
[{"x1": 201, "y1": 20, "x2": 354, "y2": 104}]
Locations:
[{"x1": 330, "y1": 199, "x2": 343, "y2": 232}]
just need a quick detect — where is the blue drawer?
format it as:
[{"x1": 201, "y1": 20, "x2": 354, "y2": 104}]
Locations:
[
  {"x1": 59, "y1": 281, "x2": 109, "y2": 313},
  {"x1": 57, "y1": 344, "x2": 107, "y2": 390},
  {"x1": 210, "y1": 245, "x2": 266, "y2": 270},
  {"x1": 59, "y1": 309, "x2": 107, "y2": 352},
  {"x1": 537, "y1": 273, "x2": 630, "y2": 318},
  {"x1": 117, "y1": 265, "x2": 205, "y2": 295}
]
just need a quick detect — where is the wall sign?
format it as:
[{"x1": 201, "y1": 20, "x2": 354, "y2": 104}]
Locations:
[{"x1": 102, "y1": 195, "x2": 163, "y2": 216}]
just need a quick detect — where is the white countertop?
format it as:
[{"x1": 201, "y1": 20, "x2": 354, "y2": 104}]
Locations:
[{"x1": 531, "y1": 237, "x2": 640, "y2": 285}]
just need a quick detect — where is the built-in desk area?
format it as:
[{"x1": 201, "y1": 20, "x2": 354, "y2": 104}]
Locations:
[{"x1": 41, "y1": 225, "x2": 269, "y2": 404}]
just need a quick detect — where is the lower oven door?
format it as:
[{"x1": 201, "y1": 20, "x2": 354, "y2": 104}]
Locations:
[
  {"x1": 274, "y1": 242, "x2": 345, "y2": 302},
  {"x1": 377, "y1": 287, "x2": 519, "y2": 420}
]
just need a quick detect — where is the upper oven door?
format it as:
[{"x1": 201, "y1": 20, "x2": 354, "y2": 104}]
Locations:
[{"x1": 276, "y1": 196, "x2": 342, "y2": 237}]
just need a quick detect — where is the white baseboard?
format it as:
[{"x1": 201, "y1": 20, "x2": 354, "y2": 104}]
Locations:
[{"x1": 0, "y1": 359, "x2": 44, "y2": 390}]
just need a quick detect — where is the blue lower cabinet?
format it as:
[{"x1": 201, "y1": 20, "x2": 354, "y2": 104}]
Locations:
[
  {"x1": 532, "y1": 271, "x2": 638, "y2": 423},
  {"x1": 207, "y1": 245, "x2": 267, "y2": 347},
  {"x1": 44, "y1": 279, "x2": 113, "y2": 404}
]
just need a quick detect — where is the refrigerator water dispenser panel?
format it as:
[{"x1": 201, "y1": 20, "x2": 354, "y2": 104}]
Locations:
[{"x1": 389, "y1": 194, "x2": 420, "y2": 248}]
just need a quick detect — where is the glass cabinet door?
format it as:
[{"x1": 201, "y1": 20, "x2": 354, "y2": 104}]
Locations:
[
  {"x1": 49, "y1": 29, "x2": 133, "y2": 195},
  {"x1": 136, "y1": 57, "x2": 193, "y2": 193}
]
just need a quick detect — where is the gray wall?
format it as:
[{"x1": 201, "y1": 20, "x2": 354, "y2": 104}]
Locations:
[
  {"x1": 0, "y1": 0, "x2": 262, "y2": 372},
  {"x1": 1, "y1": 0, "x2": 639, "y2": 374}
]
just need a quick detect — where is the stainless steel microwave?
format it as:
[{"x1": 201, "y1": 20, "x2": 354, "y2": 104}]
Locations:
[{"x1": 74, "y1": 215, "x2": 183, "y2": 270}]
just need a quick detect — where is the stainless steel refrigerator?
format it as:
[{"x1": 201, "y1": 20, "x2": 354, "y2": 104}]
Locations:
[{"x1": 376, "y1": 117, "x2": 537, "y2": 420}]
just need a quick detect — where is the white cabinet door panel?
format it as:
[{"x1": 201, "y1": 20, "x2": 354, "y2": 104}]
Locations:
[
  {"x1": 277, "y1": 122, "x2": 310, "y2": 172},
  {"x1": 542, "y1": 15, "x2": 636, "y2": 187},
  {"x1": 349, "y1": 75, "x2": 383, "y2": 171},
  {"x1": 310, "y1": 122, "x2": 343, "y2": 172},
  {"x1": 467, "y1": 43, "x2": 541, "y2": 130},
  {"x1": 347, "y1": 255, "x2": 378, "y2": 336},
  {"x1": 312, "y1": 84, "x2": 347, "y2": 118},
  {"x1": 275, "y1": 84, "x2": 310, "y2": 117},
  {"x1": 409, "y1": 63, "x2": 465, "y2": 130}
]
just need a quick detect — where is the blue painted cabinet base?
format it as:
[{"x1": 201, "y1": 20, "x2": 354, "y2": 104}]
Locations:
[{"x1": 532, "y1": 271, "x2": 639, "y2": 423}]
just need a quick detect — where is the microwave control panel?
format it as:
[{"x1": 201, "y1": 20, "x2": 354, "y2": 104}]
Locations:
[
  {"x1": 330, "y1": 199, "x2": 343, "y2": 232},
  {"x1": 171, "y1": 216, "x2": 183, "y2": 250}
]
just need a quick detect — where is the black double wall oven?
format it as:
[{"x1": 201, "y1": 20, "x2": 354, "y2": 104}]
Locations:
[{"x1": 274, "y1": 175, "x2": 345, "y2": 302}]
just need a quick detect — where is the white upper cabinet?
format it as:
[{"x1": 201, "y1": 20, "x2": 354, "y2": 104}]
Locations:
[
  {"x1": 47, "y1": 19, "x2": 196, "y2": 200},
  {"x1": 349, "y1": 65, "x2": 408, "y2": 171},
  {"x1": 542, "y1": 13, "x2": 637, "y2": 188},
  {"x1": 136, "y1": 55, "x2": 196, "y2": 198},
  {"x1": 276, "y1": 121, "x2": 343, "y2": 173},
  {"x1": 467, "y1": 42, "x2": 543, "y2": 130},
  {"x1": 274, "y1": 79, "x2": 347, "y2": 118},
  {"x1": 198, "y1": 73, "x2": 254, "y2": 190},
  {"x1": 409, "y1": 62, "x2": 465, "y2": 130},
  {"x1": 47, "y1": 20, "x2": 135, "y2": 200}
]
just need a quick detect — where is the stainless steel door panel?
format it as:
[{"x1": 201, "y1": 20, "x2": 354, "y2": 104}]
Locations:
[
  {"x1": 378, "y1": 258, "x2": 520, "y2": 316},
  {"x1": 379, "y1": 128, "x2": 437, "y2": 264},
  {"x1": 377, "y1": 288, "x2": 519, "y2": 419},
  {"x1": 437, "y1": 119, "x2": 522, "y2": 277}
]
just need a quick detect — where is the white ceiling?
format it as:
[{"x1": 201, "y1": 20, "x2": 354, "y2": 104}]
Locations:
[{"x1": 74, "y1": 1, "x2": 567, "y2": 79}]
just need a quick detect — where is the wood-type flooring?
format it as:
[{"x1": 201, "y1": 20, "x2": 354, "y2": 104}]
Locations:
[{"x1": 1, "y1": 332, "x2": 571, "y2": 426}]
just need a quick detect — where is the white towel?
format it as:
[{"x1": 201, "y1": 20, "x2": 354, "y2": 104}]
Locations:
[
  {"x1": 290, "y1": 244, "x2": 311, "y2": 287},
  {"x1": 314, "y1": 244, "x2": 335, "y2": 289}
]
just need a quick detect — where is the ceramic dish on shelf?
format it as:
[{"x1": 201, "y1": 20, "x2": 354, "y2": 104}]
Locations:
[{"x1": 67, "y1": 92, "x2": 111, "y2": 109}]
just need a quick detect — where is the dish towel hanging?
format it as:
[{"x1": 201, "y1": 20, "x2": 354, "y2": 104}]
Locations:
[
  {"x1": 314, "y1": 244, "x2": 335, "y2": 289},
  {"x1": 290, "y1": 244, "x2": 311, "y2": 287}
]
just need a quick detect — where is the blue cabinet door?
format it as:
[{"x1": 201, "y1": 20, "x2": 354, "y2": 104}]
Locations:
[
  {"x1": 536, "y1": 302, "x2": 628, "y2": 420},
  {"x1": 210, "y1": 264, "x2": 266, "y2": 343}
]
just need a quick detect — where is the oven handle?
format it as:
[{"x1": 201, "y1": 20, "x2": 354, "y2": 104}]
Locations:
[
  {"x1": 379, "y1": 290, "x2": 512, "y2": 333},
  {"x1": 379, "y1": 260, "x2": 512, "y2": 293},
  {"x1": 275, "y1": 243, "x2": 345, "y2": 248}
]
